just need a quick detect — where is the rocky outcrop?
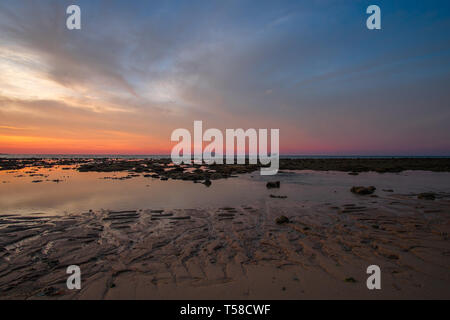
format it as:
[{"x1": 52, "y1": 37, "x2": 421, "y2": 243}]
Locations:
[{"x1": 350, "y1": 186, "x2": 376, "y2": 195}]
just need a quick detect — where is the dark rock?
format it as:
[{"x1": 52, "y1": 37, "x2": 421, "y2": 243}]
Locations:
[
  {"x1": 42, "y1": 286, "x2": 63, "y2": 296},
  {"x1": 350, "y1": 186, "x2": 376, "y2": 195},
  {"x1": 210, "y1": 173, "x2": 223, "y2": 180},
  {"x1": 218, "y1": 213, "x2": 235, "y2": 218},
  {"x1": 266, "y1": 181, "x2": 280, "y2": 189},
  {"x1": 418, "y1": 192, "x2": 436, "y2": 200},
  {"x1": 275, "y1": 215, "x2": 289, "y2": 224},
  {"x1": 220, "y1": 207, "x2": 236, "y2": 211}
]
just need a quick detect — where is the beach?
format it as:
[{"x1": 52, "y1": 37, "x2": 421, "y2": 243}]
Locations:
[
  {"x1": 2, "y1": 0, "x2": 450, "y2": 308},
  {"x1": 0, "y1": 158, "x2": 449, "y2": 299}
]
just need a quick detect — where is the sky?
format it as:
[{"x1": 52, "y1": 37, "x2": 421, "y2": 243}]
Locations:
[{"x1": 0, "y1": 0, "x2": 449, "y2": 155}]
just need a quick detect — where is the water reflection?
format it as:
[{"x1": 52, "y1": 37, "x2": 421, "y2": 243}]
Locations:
[
  {"x1": 0, "y1": 166, "x2": 268, "y2": 215},
  {"x1": 1, "y1": 166, "x2": 449, "y2": 215}
]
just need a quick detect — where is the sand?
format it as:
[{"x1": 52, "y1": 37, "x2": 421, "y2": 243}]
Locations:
[{"x1": 1, "y1": 187, "x2": 449, "y2": 299}]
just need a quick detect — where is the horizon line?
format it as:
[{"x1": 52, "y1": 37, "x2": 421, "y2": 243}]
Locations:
[{"x1": 1, "y1": 153, "x2": 450, "y2": 158}]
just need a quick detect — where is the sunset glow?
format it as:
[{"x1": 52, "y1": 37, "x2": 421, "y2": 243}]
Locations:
[{"x1": 1, "y1": 0, "x2": 449, "y2": 155}]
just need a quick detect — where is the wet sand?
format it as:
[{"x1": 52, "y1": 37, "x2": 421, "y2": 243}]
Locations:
[{"x1": 0, "y1": 167, "x2": 449, "y2": 299}]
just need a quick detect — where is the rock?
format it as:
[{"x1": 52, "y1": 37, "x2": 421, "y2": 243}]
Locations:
[
  {"x1": 42, "y1": 286, "x2": 63, "y2": 296},
  {"x1": 266, "y1": 181, "x2": 280, "y2": 189},
  {"x1": 203, "y1": 179, "x2": 212, "y2": 187},
  {"x1": 210, "y1": 173, "x2": 223, "y2": 180},
  {"x1": 350, "y1": 186, "x2": 376, "y2": 195},
  {"x1": 270, "y1": 195, "x2": 287, "y2": 199},
  {"x1": 344, "y1": 277, "x2": 357, "y2": 283},
  {"x1": 220, "y1": 207, "x2": 236, "y2": 211},
  {"x1": 348, "y1": 172, "x2": 359, "y2": 175},
  {"x1": 218, "y1": 213, "x2": 235, "y2": 218},
  {"x1": 275, "y1": 215, "x2": 289, "y2": 224},
  {"x1": 382, "y1": 189, "x2": 394, "y2": 192},
  {"x1": 418, "y1": 192, "x2": 435, "y2": 200}
]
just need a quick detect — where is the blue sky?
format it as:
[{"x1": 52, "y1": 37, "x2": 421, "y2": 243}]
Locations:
[{"x1": 0, "y1": 0, "x2": 449, "y2": 154}]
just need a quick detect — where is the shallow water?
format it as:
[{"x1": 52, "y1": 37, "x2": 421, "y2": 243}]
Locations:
[{"x1": 1, "y1": 166, "x2": 450, "y2": 215}]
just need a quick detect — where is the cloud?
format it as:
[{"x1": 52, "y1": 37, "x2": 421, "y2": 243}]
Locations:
[{"x1": 0, "y1": 0, "x2": 449, "y2": 155}]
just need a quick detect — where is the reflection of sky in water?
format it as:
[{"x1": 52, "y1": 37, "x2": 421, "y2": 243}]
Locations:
[{"x1": 1, "y1": 166, "x2": 450, "y2": 215}]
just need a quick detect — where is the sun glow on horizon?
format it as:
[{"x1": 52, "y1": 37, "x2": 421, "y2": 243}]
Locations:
[{"x1": 1, "y1": 1, "x2": 450, "y2": 156}]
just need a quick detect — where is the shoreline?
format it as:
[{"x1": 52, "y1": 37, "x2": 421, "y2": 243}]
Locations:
[
  {"x1": 0, "y1": 162, "x2": 449, "y2": 299},
  {"x1": 1, "y1": 158, "x2": 450, "y2": 178}
]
